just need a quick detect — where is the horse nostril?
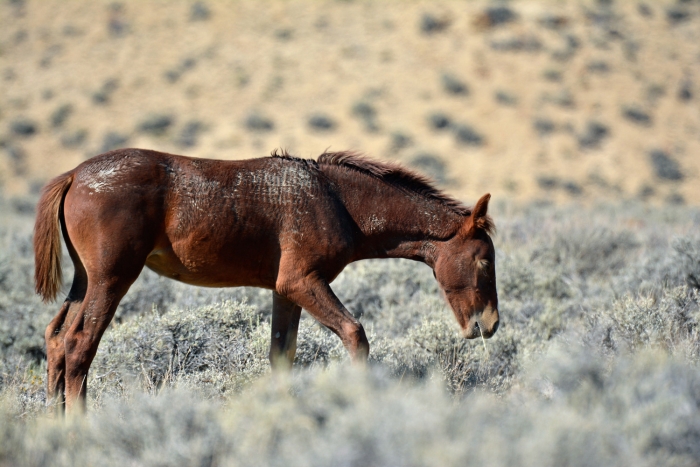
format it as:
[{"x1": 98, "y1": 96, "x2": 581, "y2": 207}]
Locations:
[{"x1": 492, "y1": 319, "x2": 499, "y2": 334}]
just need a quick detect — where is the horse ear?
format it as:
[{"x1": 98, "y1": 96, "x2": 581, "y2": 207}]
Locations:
[
  {"x1": 462, "y1": 193, "x2": 493, "y2": 235},
  {"x1": 473, "y1": 193, "x2": 491, "y2": 219}
]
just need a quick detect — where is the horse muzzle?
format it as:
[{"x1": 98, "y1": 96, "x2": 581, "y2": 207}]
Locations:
[{"x1": 463, "y1": 306, "x2": 500, "y2": 339}]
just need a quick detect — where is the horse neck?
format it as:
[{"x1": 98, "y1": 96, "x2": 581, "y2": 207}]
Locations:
[{"x1": 323, "y1": 166, "x2": 463, "y2": 265}]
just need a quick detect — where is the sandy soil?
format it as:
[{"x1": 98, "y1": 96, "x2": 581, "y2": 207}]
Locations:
[{"x1": 1, "y1": 0, "x2": 698, "y2": 205}]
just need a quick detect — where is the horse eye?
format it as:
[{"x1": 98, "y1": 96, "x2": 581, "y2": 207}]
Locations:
[{"x1": 478, "y1": 260, "x2": 490, "y2": 271}]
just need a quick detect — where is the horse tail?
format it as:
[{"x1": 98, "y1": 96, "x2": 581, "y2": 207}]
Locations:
[{"x1": 34, "y1": 171, "x2": 74, "y2": 303}]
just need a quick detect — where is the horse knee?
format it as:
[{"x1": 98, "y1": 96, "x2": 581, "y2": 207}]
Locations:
[
  {"x1": 45, "y1": 301, "x2": 70, "y2": 341},
  {"x1": 342, "y1": 321, "x2": 369, "y2": 360},
  {"x1": 45, "y1": 324, "x2": 64, "y2": 356},
  {"x1": 63, "y1": 328, "x2": 97, "y2": 373}
]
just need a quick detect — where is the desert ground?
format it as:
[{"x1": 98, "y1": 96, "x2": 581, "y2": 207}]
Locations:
[
  {"x1": 1, "y1": 1, "x2": 700, "y2": 466},
  {"x1": 1, "y1": 0, "x2": 698, "y2": 205}
]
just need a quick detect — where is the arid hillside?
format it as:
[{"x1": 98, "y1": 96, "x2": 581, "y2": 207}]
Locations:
[{"x1": 1, "y1": 0, "x2": 699, "y2": 204}]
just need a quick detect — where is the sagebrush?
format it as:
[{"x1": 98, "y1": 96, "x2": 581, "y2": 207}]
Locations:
[{"x1": 1, "y1": 196, "x2": 700, "y2": 466}]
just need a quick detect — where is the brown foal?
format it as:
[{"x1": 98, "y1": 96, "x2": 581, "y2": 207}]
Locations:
[{"x1": 34, "y1": 148, "x2": 499, "y2": 414}]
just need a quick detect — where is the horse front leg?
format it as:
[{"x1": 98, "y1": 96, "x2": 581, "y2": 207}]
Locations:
[
  {"x1": 269, "y1": 292, "x2": 302, "y2": 370},
  {"x1": 278, "y1": 274, "x2": 369, "y2": 363}
]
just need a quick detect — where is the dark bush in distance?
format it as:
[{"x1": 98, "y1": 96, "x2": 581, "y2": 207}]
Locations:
[
  {"x1": 390, "y1": 132, "x2": 412, "y2": 151},
  {"x1": 410, "y1": 153, "x2": 447, "y2": 184},
  {"x1": 484, "y1": 6, "x2": 517, "y2": 26},
  {"x1": 537, "y1": 176, "x2": 559, "y2": 190},
  {"x1": 587, "y1": 60, "x2": 610, "y2": 73},
  {"x1": 495, "y1": 90, "x2": 517, "y2": 106},
  {"x1": 533, "y1": 118, "x2": 555, "y2": 136},
  {"x1": 539, "y1": 14, "x2": 569, "y2": 30},
  {"x1": 638, "y1": 3, "x2": 653, "y2": 17},
  {"x1": 578, "y1": 121, "x2": 609, "y2": 149},
  {"x1": 138, "y1": 114, "x2": 174, "y2": 136},
  {"x1": 666, "y1": 7, "x2": 691, "y2": 24},
  {"x1": 165, "y1": 58, "x2": 197, "y2": 83},
  {"x1": 622, "y1": 106, "x2": 652, "y2": 126},
  {"x1": 454, "y1": 124, "x2": 484, "y2": 146},
  {"x1": 92, "y1": 78, "x2": 119, "y2": 105},
  {"x1": 678, "y1": 81, "x2": 693, "y2": 101},
  {"x1": 101, "y1": 132, "x2": 130, "y2": 153},
  {"x1": 190, "y1": 2, "x2": 210, "y2": 21},
  {"x1": 61, "y1": 129, "x2": 88, "y2": 149},
  {"x1": 107, "y1": 2, "x2": 130, "y2": 37},
  {"x1": 10, "y1": 119, "x2": 37, "y2": 137},
  {"x1": 649, "y1": 150, "x2": 683, "y2": 181},
  {"x1": 420, "y1": 13, "x2": 450, "y2": 34},
  {"x1": 351, "y1": 102, "x2": 378, "y2": 132},
  {"x1": 245, "y1": 113, "x2": 274, "y2": 132},
  {"x1": 308, "y1": 114, "x2": 336, "y2": 132},
  {"x1": 176, "y1": 121, "x2": 204, "y2": 148},
  {"x1": 428, "y1": 112, "x2": 451, "y2": 131},
  {"x1": 50, "y1": 104, "x2": 73, "y2": 128},
  {"x1": 490, "y1": 35, "x2": 542, "y2": 53},
  {"x1": 441, "y1": 74, "x2": 468, "y2": 95}
]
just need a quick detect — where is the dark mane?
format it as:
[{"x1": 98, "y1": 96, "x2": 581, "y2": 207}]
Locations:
[
  {"x1": 317, "y1": 150, "x2": 471, "y2": 217},
  {"x1": 269, "y1": 148, "x2": 495, "y2": 234},
  {"x1": 270, "y1": 148, "x2": 323, "y2": 173},
  {"x1": 270, "y1": 148, "x2": 316, "y2": 166}
]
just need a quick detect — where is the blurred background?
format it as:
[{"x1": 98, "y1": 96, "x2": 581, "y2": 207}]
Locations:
[{"x1": 0, "y1": 0, "x2": 698, "y2": 205}]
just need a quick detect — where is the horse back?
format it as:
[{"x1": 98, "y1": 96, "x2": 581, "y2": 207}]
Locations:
[{"x1": 66, "y1": 149, "x2": 356, "y2": 288}]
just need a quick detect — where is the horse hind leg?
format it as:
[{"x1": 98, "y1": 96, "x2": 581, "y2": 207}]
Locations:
[
  {"x1": 45, "y1": 300, "x2": 69, "y2": 413},
  {"x1": 62, "y1": 242, "x2": 151, "y2": 415},
  {"x1": 44, "y1": 270, "x2": 86, "y2": 415},
  {"x1": 63, "y1": 274, "x2": 141, "y2": 414}
]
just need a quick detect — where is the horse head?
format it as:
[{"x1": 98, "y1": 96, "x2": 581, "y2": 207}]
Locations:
[{"x1": 433, "y1": 193, "x2": 499, "y2": 339}]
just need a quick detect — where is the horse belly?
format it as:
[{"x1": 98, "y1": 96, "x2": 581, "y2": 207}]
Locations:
[{"x1": 145, "y1": 231, "x2": 278, "y2": 288}]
